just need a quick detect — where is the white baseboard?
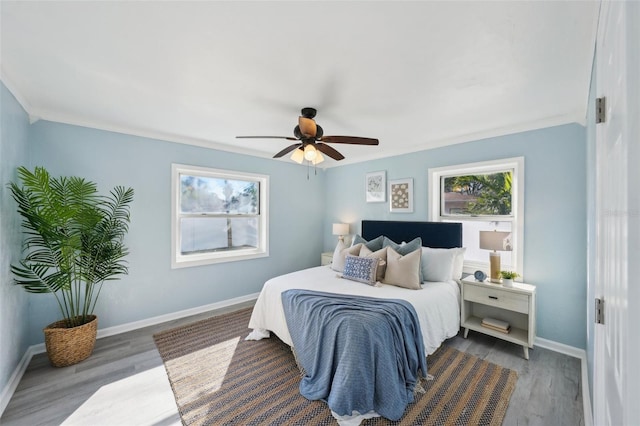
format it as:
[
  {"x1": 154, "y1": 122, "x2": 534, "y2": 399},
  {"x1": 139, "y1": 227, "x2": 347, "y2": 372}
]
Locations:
[
  {"x1": 0, "y1": 345, "x2": 37, "y2": 416},
  {"x1": 0, "y1": 292, "x2": 259, "y2": 417},
  {"x1": 535, "y1": 336, "x2": 593, "y2": 426},
  {"x1": 27, "y1": 292, "x2": 260, "y2": 356},
  {"x1": 580, "y1": 351, "x2": 593, "y2": 426},
  {"x1": 534, "y1": 336, "x2": 585, "y2": 358}
]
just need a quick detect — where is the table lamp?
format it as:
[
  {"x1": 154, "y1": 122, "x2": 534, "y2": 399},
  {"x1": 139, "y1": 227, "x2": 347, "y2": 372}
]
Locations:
[
  {"x1": 332, "y1": 223, "x2": 349, "y2": 243},
  {"x1": 479, "y1": 230, "x2": 512, "y2": 283}
]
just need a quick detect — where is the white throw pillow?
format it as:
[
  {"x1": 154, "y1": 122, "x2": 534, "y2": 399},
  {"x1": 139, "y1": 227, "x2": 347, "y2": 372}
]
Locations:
[
  {"x1": 421, "y1": 247, "x2": 466, "y2": 282},
  {"x1": 332, "y1": 242, "x2": 363, "y2": 273},
  {"x1": 382, "y1": 246, "x2": 421, "y2": 290}
]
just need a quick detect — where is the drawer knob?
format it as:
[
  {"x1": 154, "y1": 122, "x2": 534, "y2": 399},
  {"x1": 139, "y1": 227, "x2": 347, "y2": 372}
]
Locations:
[{"x1": 488, "y1": 296, "x2": 498, "y2": 300}]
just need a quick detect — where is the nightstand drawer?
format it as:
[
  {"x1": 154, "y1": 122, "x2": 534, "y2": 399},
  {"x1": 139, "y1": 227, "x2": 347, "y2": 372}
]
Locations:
[
  {"x1": 321, "y1": 252, "x2": 333, "y2": 266},
  {"x1": 464, "y1": 285, "x2": 529, "y2": 314}
]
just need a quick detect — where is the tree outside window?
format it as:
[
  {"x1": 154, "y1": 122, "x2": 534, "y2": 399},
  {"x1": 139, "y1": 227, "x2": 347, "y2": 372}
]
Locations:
[{"x1": 443, "y1": 171, "x2": 512, "y2": 217}]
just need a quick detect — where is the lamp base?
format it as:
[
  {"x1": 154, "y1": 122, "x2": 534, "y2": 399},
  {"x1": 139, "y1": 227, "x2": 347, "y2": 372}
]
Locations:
[{"x1": 489, "y1": 252, "x2": 501, "y2": 283}]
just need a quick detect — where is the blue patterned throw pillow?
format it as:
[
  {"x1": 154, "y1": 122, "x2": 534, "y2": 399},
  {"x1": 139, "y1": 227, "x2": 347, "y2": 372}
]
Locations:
[{"x1": 342, "y1": 255, "x2": 379, "y2": 286}]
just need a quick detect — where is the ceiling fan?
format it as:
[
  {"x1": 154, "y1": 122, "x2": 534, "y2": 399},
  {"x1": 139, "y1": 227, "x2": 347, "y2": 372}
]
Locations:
[{"x1": 236, "y1": 107, "x2": 379, "y2": 164}]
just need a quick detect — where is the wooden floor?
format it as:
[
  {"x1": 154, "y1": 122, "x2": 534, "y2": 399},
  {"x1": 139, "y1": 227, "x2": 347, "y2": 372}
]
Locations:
[{"x1": 1, "y1": 302, "x2": 583, "y2": 426}]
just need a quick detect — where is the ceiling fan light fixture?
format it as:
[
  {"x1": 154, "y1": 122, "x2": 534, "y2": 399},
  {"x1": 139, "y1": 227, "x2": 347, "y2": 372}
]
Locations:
[
  {"x1": 290, "y1": 148, "x2": 304, "y2": 164},
  {"x1": 312, "y1": 151, "x2": 325, "y2": 165},
  {"x1": 304, "y1": 144, "x2": 317, "y2": 161}
]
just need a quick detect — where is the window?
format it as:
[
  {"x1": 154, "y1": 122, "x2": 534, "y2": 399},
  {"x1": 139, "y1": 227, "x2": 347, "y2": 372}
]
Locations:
[
  {"x1": 171, "y1": 164, "x2": 268, "y2": 268},
  {"x1": 428, "y1": 157, "x2": 524, "y2": 276}
]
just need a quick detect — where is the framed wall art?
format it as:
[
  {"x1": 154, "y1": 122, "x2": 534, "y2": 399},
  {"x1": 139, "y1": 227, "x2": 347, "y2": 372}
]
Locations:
[
  {"x1": 365, "y1": 171, "x2": 386, "y2": 203},
  {"x1": 389, "y1": 178, "x2": 413, "y2": 213}
]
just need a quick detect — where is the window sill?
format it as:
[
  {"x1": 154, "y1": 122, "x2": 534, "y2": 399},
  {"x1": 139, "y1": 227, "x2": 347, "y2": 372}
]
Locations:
[{"x1": 171, "y1": 250, "x2": 268, "y2": 269}]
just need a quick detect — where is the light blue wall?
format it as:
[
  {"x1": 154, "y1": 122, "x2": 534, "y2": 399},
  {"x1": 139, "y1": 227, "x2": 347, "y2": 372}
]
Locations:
[
  {"x1": 324, "y1": 124, "x2": 587, "y2": 349},
  {"x1": 26, "y1": 121, "x2": 325, "y2": 344},
  {"x1": 0, "y1": 84, "x2": 31, "y2": 397}
]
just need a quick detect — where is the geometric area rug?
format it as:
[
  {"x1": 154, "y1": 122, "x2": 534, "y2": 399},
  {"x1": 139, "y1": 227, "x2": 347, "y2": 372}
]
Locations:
[{"x1": 153, "y1": 307, "x2": 517, "y2": 425}]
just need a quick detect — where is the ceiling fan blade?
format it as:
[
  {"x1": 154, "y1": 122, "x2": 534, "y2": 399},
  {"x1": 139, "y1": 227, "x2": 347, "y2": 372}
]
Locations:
[
  {"x1": 273, "y1": 143, "x2": 302, "y2": 158},
  {"x1": 298, "y1": 117, "x2": 317, "y2": 138},
  {"x1": 236, "y1": 136, "x2": 298, "y2": 140},
  {"x1": 315, "y1": 143, "x2": 345, "y2": 161},
  {"x1": 319, "y1": 136, "x2": 379, "y2": 145}
]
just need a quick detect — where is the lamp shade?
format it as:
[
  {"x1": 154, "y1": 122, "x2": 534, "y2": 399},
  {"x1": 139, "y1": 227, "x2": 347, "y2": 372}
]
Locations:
[
  {"x1": 290, "y1": 148, "x2": 304, "y2": 164},
  {"x1": 332, "y1": 223, "x2": 349, "y2": 236},
  {"x1": 304, "y1": 144, "x2": 317, "y2": 161},
  {"x1": 479, "y1": 231, "x2": 512, "y2": 251},
  {"x1": 311, "y1": 151, "x2": 325, "y2": 165}
]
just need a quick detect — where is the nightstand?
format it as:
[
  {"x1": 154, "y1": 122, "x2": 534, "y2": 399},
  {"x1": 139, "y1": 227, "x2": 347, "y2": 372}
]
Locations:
[
  {"x1": 321, "y1": 252, "x2": 333, "y2": 266},
  {"x1": 460, "y1": 276, "x2": 536, "y2": 359}
]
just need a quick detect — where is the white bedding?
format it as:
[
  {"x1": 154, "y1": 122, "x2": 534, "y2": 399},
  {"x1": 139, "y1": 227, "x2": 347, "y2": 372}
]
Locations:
[{"x1": 247, "y1": 265, "x2": 460, "y2": 355}]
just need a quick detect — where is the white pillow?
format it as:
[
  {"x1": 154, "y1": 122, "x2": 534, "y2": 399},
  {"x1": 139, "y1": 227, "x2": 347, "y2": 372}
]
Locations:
[
  {"x1": 382, "y1": 246, "x2": 421, "y2": 290},
  {"x1": 421, "y1": 247, "x2": 466, "y2": 282},
  {"x1": 332, "y1": 242, "x2": 363, "y2": 273},
  {"x1": 451, "y1": 247, "x2": 467, "y2": 279}
]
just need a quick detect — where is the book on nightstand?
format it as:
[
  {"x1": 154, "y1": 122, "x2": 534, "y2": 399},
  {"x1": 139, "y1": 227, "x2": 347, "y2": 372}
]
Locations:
[{"x1": 481, "y1": 317, "x2": 511, "y2": 334}]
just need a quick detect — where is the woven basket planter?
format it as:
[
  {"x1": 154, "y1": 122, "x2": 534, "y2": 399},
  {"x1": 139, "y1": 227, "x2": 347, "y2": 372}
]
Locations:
[{"x1": 44, "y1": 315, "x2": 98, "y2": 367}]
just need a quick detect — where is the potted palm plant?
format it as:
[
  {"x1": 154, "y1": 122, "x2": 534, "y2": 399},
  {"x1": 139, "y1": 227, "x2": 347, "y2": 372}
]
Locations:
[{"x1": 9, "y1": 166, "x2": 134, "y2": 367}]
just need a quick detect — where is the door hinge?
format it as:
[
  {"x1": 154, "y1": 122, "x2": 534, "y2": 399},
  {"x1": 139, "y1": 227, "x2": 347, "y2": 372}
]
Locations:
[
  {"x1": 595, "y1": 298, "x2": 605, "y2": 324},
  {"x1": 596, "y1": 97, "x2": 606, "y2": 123}
]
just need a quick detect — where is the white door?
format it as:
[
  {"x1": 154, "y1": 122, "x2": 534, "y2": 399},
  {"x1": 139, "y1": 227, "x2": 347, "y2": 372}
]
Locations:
[{"x1": 593, "y1": 1, "x2": 640, "y2": 425}]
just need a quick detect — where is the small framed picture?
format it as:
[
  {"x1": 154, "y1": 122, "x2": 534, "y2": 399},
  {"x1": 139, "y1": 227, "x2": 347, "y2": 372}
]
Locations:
[
  {"x1": 365, "y1": 171, "x2": 386, "y2": 203},
  {"x1": 389, "y1": 178, "x2": 413, "y2": 213}
]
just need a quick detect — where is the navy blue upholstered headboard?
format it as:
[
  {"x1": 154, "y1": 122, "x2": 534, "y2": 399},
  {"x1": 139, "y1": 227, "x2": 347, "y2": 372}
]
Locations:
[{"x1": 361, "y1": 220, "x2": 462, "y2": 249}]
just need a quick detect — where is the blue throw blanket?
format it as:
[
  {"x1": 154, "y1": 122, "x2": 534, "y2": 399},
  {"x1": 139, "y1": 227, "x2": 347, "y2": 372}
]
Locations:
[{"x1": 281, "y1": 289, "x2": 427, "y2": 421}]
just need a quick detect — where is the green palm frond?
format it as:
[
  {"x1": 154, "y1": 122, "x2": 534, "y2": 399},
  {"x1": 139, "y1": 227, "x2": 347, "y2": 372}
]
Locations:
[
  {"x1": 8, "y1": 166, "x2": 134, "y2": 325},
  {"x1": 11, "y1": 261, "x2": 69, "y2": 293}
]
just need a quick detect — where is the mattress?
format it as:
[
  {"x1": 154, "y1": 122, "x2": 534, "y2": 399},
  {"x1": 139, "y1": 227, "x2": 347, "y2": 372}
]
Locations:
[{"x1": 247, "y1": 265, "x2": 461, "y2": 355}]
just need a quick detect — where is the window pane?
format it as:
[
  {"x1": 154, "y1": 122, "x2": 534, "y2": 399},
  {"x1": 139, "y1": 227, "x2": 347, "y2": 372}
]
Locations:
[
  {"x1": 180, "y1": 175, "x2": 259, "y2": 214},
  {"x1": 180, "y1": 217, "x2": 258, "y2": 254},
  {"x1": 442, "y1": 171, "x2": 512, "y2": 216}
]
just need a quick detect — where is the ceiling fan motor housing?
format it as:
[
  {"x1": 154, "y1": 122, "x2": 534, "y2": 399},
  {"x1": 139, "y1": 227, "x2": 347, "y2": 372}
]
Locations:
[
  {"x1": 301, "y1": 107, "x2": 317, "y2": 118},
  {"x1": 294, "y1": 124, "x2": 323, "y2": 140}
]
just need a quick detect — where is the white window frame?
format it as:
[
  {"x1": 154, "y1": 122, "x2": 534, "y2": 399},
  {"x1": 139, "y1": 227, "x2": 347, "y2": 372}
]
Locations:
[
  {"x1": 171, "y1": 163, "x2": 269, "y2": 269},
  {"x1": 428, "y1": 157, "x2": 524, "y2": 277}
]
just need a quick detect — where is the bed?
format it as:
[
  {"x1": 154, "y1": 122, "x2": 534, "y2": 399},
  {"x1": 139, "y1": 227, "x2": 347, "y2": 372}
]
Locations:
[{"x1": 247, "y1": 220, "x2": 463, "y2": 423}]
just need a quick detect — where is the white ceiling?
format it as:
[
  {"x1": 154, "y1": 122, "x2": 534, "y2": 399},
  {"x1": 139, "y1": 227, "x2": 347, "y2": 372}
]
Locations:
[{"x1": 1, "y1": 1, "x2": 599, "y2": 167}]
